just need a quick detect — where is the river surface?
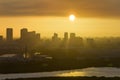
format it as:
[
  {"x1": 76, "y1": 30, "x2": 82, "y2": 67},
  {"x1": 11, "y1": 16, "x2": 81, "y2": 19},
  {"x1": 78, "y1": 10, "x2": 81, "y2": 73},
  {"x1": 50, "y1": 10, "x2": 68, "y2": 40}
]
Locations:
[{"x1": 0, "y1": 67, "x2": 120, "y2": 80}]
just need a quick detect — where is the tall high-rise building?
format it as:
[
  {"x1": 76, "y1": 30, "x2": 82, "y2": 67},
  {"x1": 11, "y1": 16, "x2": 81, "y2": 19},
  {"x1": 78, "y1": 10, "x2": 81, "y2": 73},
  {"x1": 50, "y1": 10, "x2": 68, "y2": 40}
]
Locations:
[
  {"x1": 6, "y1": 28, "x2": 13, "y2": 41},
  {"x1": 64, "y1": 32, "x2": 68, "y2": 41},
  {"x1": 52, "y1": 33, "x2": 58, "y2": 41},
  {"x1": 21, "y1": 28, "x2": 28, "y2": 40},
  {"x1": 70, "y1": 33, "x2": 76, "y2": 39}
]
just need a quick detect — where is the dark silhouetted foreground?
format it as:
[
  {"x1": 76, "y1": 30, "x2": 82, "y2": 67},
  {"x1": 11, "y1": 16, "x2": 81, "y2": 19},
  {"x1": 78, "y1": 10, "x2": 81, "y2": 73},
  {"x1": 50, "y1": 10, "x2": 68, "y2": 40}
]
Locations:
[{"x1": 6, "y1": 77, "x2": 120, "y2": 80}]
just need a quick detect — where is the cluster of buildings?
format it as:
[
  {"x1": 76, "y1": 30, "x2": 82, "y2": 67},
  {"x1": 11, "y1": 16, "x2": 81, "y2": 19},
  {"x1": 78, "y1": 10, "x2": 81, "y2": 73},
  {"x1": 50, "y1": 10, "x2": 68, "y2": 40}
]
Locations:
[
  {"x1": 0, "y1": 28, "x2": 96, "y2": 53},
  {"x1": 0, "y1": 28, "x2": 96, "y2": 48},
  {"x1": 52, "y1": 32, "x2": 83, "y2": 42},
  {"x1": 0, "y1": 28, "x2": 40, "y2": 42},
  {"x1": 0, "y1": 28, "x2": 83, "y2": 42},
  {"x1": 0, "y1": 28, "x2": 93, "y2": 45},
  {"x1": 20, "y1": 28, "x2": 40, "y2": 42},
  {"x1": 0, "y1": 28, "x2": 41, "y2": 55}
]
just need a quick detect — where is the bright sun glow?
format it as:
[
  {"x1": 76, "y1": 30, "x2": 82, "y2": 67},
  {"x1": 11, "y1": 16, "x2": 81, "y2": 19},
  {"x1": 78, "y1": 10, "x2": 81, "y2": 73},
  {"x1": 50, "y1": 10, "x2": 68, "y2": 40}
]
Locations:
[{"x1": 69, "y1": 14, "x2": 75, "y2": 21}]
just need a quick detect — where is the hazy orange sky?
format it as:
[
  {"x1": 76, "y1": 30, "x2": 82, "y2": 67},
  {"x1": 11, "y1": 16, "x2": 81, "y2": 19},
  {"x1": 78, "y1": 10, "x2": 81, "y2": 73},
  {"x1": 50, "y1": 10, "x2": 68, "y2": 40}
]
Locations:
[{"x1": 0, "y1": 0, "x2": 120, "y2": 38}]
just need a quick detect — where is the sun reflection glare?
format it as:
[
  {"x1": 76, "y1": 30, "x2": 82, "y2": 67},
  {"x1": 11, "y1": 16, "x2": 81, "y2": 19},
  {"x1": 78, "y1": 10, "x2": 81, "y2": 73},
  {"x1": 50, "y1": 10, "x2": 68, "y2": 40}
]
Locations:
[{"x1": 57, "y1": 71, "x2": 86, "y2": 77}]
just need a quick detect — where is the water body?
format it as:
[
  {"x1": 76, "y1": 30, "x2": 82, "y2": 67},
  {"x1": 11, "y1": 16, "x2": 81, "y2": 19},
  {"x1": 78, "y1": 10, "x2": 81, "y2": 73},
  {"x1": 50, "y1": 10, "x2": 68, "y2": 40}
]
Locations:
[{"x1": 0, "y1": 67, "x2": 120, "y2": 80}]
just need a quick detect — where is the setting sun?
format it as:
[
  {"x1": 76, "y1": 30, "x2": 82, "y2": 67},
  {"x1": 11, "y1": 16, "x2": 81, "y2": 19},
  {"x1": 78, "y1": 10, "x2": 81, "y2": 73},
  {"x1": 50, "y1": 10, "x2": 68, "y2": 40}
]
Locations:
[{"x1": 69, "y1": 14, "x2": 75, "y2": 22}]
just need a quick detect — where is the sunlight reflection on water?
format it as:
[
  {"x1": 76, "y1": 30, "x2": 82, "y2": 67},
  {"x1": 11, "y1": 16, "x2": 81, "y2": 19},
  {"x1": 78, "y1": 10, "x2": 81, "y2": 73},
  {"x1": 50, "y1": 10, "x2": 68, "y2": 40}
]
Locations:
[
  {"x1": 56, "y1": 67, "x2": 120, "y2": 77},
  {"x1": 57, "y1": 72, "x2": 86, "y2": 77}
]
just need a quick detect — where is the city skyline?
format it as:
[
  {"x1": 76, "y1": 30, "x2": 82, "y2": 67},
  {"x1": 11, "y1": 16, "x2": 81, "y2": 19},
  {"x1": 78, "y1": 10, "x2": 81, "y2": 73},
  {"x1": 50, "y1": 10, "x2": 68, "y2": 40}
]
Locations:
[
  {"x1": 0, "y1": 28, "x2": 83, "y2": 40},
  {"x1": 1, "y1": 27, "x2": 120, "y2": 40}
]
